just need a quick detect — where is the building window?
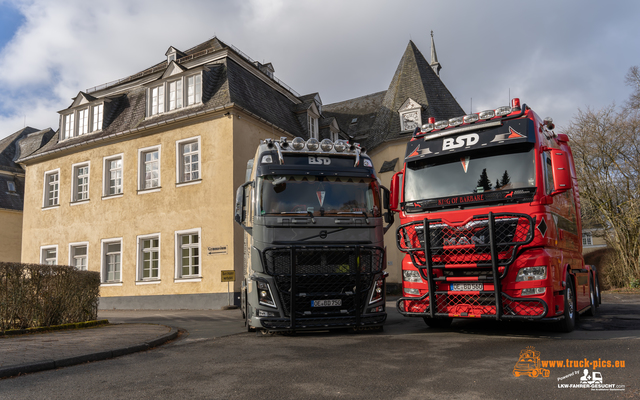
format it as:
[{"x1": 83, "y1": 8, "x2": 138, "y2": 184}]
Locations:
[
  {"x1": 176, "y1": 137, "x2": 200, "y2": 184},
  {"x1": 138, "y1": 234, "x2": 160, "y2": 280},
  {"x1": 308, "y1": 114, "x2": 319, "y2": 139},
  {"x1": 583, "y1": 232, "x2": 593, "y2": 246},
  {"x1": 43, "y1": 169, "x2": 60, "y2": 207},
  {"x1": 168, "y1": 79, "x2": 183, "y2": 111},
  {"x1": 176, "y1": 229, "x2": 200, "y2": 278},
  {"x1": 78, "y1": 108, "x2": 89, "y2": 135},
  {"x1": 92, "y1": 104, "x2": 103, "y2": 132},
  {"x1": 102, "y1": 239, "x2": 122, "y2": 283},
  {"x1": 7, "y1": 181, "x2": 16, "y2": 192},
  {"x1": 72, "y1": 162, "x2": 90, "y2": 202},
  {"x1": 104, "y1": 155, "x2": 123, "y2": 197},
  {"x1": 40, "y1": 245, "x2": 58, "y2": 265},
  {"x1": 186, "y1": 75, "x2": 202, "y2": 106},
  {"x1": 150, "y1": 85, "x2": 164, "y2": 116},
  {"x1": 70, "y1": 243, "x2": 88, "y2": 271},
  {"x1": 64, "y1": 113, "x2": 75, "y2": 139},
  {"x1": 138, "y1": 146, "x2": 161, "y2": 191}
]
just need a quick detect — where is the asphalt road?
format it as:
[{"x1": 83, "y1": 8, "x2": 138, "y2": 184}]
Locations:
[{"x1": 1, "y1": 293, "x2": 638, "y2": 400}]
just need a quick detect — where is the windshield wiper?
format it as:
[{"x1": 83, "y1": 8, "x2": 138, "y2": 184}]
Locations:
[
  {"x1": 338, "y1": 211, "x2": 369, "y2": 224},
  {"x1": 280, "y1": 211, "x2": 315, "y2": 223}
]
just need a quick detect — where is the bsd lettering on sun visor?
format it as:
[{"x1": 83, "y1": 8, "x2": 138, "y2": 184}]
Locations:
[{"x1": 405, "y1": 120, "x2": 534, "y2": 161}]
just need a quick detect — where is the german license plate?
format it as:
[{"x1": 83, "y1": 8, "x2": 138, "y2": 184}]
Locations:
[
  {"x1": 312, "y1": 299, "x2": 342, "y2": 307},
  {"x1": 450, "y1": 283, "x2": 483, "y2": 291}
]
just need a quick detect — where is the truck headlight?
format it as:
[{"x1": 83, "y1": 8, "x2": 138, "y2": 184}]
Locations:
[
  {"x1": 369, "y1": 278, "x2": 384, "y2": 304},
  {"x1": 257, "y1": 281, "x2": 277, "y2": 308},
  {"x1": 516, "y1": 266, "x2": 547, "y2": 282},
  {"x1": 403, "y1": 270, "x2": 423, "y2": 283}
]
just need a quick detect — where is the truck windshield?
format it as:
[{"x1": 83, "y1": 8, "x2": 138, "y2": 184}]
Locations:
[
  {"x1": 405, "y1": 145, "x2": 536, "y2": 202},
  {"x1": 259, "y1": 175, "x2": 381, "y2": 217}
]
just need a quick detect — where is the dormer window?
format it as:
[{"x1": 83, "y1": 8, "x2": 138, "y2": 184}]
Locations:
[
  {"x1": 59, "y1": 93, "x2": 107, "y2": 141},
  {"x1": 146, "y1": 72, "x2": 202, "y2": 117},
  {"x1": 7, "y1": 181, "x2": 16, "y2": 192},
  {"x1": 168, "y1": 54, "x2": 176, "y2": 63},
  {"x1": 308, "y1": 114, "x2": 318, "y2": 139}
]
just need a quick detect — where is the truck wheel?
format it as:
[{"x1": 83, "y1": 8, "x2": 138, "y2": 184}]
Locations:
[
  {"x1": 555, "y1": 274, "x2": 576, "y2": 332},
  {"x1": 423, "y1": 317, "x2": 453, "y2": 328},
  {"x1": 594, "y1": 274, "x2": 602, "y2": 306},
  {"x1": 585, "y1": 281, "x2": 598, "y2": 317}
]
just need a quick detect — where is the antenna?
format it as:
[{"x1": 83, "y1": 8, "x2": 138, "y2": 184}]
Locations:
[{"x1": 470, "y1": 98, "x2": 472, "y2": 114}]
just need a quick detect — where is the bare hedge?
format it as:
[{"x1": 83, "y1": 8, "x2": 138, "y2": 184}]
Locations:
[{"x1": 0, "y1": 262, "x2": 100, "y2": 333}]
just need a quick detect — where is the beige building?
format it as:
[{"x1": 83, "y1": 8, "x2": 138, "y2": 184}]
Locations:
[{"x1": 17, "y1": 34, "x2": 463, "y2": 308}]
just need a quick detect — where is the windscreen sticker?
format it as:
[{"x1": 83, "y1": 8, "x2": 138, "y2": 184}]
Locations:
[
  {"x1": 461, "y1": 156, "x2": 470, "y2": 173},
  {"x1": 316, "y1": 191, "x2": 326, "y2": 207}
]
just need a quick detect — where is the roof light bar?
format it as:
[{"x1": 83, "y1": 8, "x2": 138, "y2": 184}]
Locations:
[
  {"x1": 435, "y1": 120, "x2": 449, "y2": 129},
  {"x1": 478, "y1": 110, "x2": 495, "y2": 120},
  {"x1": 448, "y1": 116, "x2": 464, "y2": 127},
  {"x1": 495, "y1": 106, "x2": 512, "y2": 117},
  {"x1": 463, "y1": 114, "x2": 479, "y2": 124}
]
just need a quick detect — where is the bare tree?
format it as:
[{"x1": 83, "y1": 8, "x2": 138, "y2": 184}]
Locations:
[{"x1": 563, "y1": 97, "x2": 640, "y2": 287}]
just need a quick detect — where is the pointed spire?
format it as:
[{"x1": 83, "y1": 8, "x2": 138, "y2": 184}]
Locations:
[{"x1": 430, "y1": 30, "x2": 442, "y2": 77}]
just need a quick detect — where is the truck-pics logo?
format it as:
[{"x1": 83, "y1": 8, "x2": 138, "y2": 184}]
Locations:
[
  {"x1": 513, "y1": 346, "x2": 550, "y2": 378},
  {"x1": 442, "y1": 133, "x2": 479, "y2": 150}
]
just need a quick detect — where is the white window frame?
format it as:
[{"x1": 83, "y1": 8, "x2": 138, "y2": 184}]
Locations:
[
  {"x1": 149, "y1": 85, "x2": 165, "y2": 116},
  {"x1": 138, "y1": 145, "x2": 161, "y2": 193},
  {"x1": 175, "y1": 228, "x2": 201, "y2": 282},
  {"x1": 40, "y1": 245, "x2": 58, "y2": 265},
  {"x1": 92, "y1": 103, "x2": 104, "y2": 132},
  {"x1": 69, "y1": 242, "x2": 89, "y2": 271},
  {"x1": 77, "y1": 108, "x2": 89, "y2": 136},
  {"x1": 185, "y1": 74, "x2": 202, "y2": 106},
  {"x1": 176, "y1": 136, "x2": 201, "y2": 186},
  {"x1": 43, "y1": 168, "x2": 60, "y2": 208},
  {"x1": 103, "y1": 154, "x2": 124, "y2": 198},
  {"x1": 63, "y1": 113, "x2": 75, "y2": 140},
  {"x1": 167, "y1": 79, "x2": 183, "y2": 111},
  {"x1": 101, "y1": 237, "x2": 123, "y2": 285},
  {"x1": 136, "y1": 233, "x2": 161, "y2": 283},
  {"x1": 71, "y1": 161, "x2": 90, "y2": 204},
  {"x1": 582, "y1": 232, "x2": 593, "y2": 246},
  {"x1": 308, "y1": 114, "x2": 319, "y2": 139}
]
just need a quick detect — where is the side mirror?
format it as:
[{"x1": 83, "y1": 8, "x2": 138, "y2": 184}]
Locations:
[
  {"x1": 389, "y1": 171, "x2": 403, "y2": 212},
  {"x1": 234, "y1": 181, "x2": 253, "y2": 234},
  {"x1": 381, "y1": 186, "x2": 395, "y2": 233},
  {"x1": 550, "y1": 150, "x2": 572, "y2": 194}
]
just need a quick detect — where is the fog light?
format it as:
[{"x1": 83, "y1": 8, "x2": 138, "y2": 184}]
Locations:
[
  {"x1": 434, "y1": 120, "x2": 449, "y2": 129},
  {"x1": 292, "y1": 137, "x2": 305, "y2": 150},
  {"x1": 522, "y1": 287, "x2": 546, "y2": 296},
  {"x1": 495, "y1": 106, "x2": 512, "y2": 116},
  {"x1": 257, "y1": 309, "x2": 278, "y2": 317},
  {"x1": 479, "y1": 110, "x2": 495, "y2": 120},
  {"x1": 463, "y1": 114, "x2": 479, "y2": 124},
  {"x1": 334, "y1": 140, "x2": 347, "y2": 152},
  {"x1": 404, "y1": 288, "x2": 420, "y2": 295},
  {"x1": 306, "y1": 138, "x2": 319, "y2": 151},
  {"x1": 320, "y1": 138, "x2": 333, "y2": 152}
]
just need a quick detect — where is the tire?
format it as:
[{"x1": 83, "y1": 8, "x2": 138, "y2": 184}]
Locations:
[
  {"x1": 585, "y1": 281, "x2": 598, "y2": 317},
  {"x1": 555, "y1": 273, "x2": 577, "y2": 332},
  {"x1": 423, "y1": 317, "x2": 453, "y2": 329}
]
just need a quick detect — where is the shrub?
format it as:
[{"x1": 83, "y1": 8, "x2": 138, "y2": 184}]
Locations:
[{"x1": 0, "y1": 262, "x2": 100, "y2": 333}]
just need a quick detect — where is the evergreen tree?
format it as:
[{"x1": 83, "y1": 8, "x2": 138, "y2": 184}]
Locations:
[
  {"x1": 476, "y1": 168, "x2": 492, "y2": 192},
  {"x1": 500, "y1": 170, "x2": 511, "y2": 187},
  {"x1": 495, "y1": 179, "x2": 501, "y2": 189}
]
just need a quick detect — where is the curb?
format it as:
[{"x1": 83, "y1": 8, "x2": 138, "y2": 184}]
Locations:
[{"x1": 0, "y1": 325, "x2": 179, "y2": 379}]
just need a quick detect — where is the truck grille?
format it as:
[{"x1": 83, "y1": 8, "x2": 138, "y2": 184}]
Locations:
[{"x1": 262, "y1": 246, "x2": 383, "y2": 319}]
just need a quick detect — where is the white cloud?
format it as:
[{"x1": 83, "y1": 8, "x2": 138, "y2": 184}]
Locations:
[{"x1": 1, "y1": 0, "x2": 640, "y2": 139}]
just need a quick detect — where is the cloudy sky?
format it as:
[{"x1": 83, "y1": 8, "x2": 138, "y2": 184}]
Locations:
[{"x1": 1, "y1": 0, "x2": 639, "y2": 140}]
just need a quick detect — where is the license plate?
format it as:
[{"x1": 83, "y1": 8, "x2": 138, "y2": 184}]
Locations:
[
  {"x1": 312, "y1": 299, "x2": 342, "y2": 307},
  {"x1": 450, "y1": 283, "x2": 483, "y2": 291}
]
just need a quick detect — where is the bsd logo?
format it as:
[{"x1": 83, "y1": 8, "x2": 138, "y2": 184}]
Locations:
[
  {"x1": 442, "y1": 133, "x2": 480, "y2": 150},
  {"x1": 309, "y1": 156, "x2": 331, "y2": 165}
]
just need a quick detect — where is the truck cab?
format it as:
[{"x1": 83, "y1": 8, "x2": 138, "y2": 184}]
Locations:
[
  {"x1": 391, "y1": 99, "x2": 599, "y2": 332},
  {"x1": 235, "y1": 137, "x2": 392, "y2": 332}
]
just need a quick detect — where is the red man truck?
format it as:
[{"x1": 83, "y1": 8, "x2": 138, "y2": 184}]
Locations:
[{"x1": 391, "y1": 98, "x2": 600, "y2": 332}]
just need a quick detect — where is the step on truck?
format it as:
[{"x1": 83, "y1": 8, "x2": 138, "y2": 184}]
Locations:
[
  {"x1": 390, "y1": 98, "x2": 600, "y2": 332},
  {"x1": 235, "y1": 137, "x2": 393, "y2": 333}
]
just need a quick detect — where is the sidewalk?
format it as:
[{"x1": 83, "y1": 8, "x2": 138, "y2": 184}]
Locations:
[{"x1": 0, "y1": 323, "x2": 178, "y2": 379}]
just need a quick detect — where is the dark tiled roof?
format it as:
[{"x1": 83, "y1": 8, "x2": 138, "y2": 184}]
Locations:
[
  {"x1": 324, "y1": 41, "x2": 464, "y2": 151},
  {"x1": 21, "y1": 52, "x2": 306, "y2": 162},
  {"x1": 0, "y1": 127, "x2": 39, "y2": 172}
]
